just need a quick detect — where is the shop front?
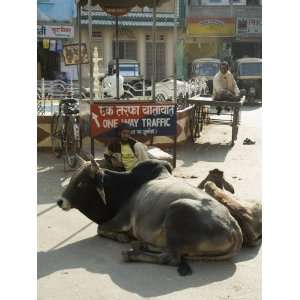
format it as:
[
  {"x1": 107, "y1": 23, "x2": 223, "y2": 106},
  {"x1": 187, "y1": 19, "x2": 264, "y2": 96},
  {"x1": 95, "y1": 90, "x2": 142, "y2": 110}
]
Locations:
[
  {"x1": 186, "y1": 16, "x2": 235, "y2": 77},
  {"x1": 37, "y1": 24, "x2": 75, "y2": 80},
  {"x1": 37, "y1": 0, "x2": 76, "y2": 80},
  {"x1": 232, "y1": 17, "x2": 262, "y2": 59}
]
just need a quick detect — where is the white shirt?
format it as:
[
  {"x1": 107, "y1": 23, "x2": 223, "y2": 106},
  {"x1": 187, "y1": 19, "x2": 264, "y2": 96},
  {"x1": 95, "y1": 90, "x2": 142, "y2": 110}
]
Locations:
[
  {"x1": 213, "y1": 71, "x2": 240, "y2": 97},
  {"x1": 103, "y1": 73, "x2": 124, "y2": 98}
]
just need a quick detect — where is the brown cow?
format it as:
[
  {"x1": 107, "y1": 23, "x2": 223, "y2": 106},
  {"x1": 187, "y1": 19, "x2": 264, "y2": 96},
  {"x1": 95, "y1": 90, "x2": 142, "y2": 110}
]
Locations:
[{"x1": 203, "y1": 181, "x2": 262, "y2": 247}]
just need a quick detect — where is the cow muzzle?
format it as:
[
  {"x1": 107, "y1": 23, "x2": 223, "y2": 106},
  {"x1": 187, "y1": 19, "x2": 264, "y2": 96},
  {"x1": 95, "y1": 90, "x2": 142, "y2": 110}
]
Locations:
[{"x1": 56, "y1": 197, "x2": 72, "y2": 211}]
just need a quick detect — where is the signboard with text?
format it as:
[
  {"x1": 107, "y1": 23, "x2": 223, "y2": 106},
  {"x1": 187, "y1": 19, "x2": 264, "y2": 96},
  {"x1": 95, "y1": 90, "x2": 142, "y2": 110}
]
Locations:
[
  {"x1": 37, "y1": 25, "x2": 74, "y2": 39},
  {"x1": 90, "y1": 102, "x2": 177, "y2": 138},
  {"x1": 236, "y1": 17, "x2": 262, "y2": 35},
  {"x1": 187, "y1": 17, "x2": 235, "y2": 37}
]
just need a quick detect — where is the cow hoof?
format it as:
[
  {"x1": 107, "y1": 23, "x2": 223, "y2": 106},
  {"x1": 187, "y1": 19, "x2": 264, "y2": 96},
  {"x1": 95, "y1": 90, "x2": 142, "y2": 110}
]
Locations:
[
  {"x1": 131, "y1": 241, "x2": 141, "y2": 250},
  {"x1": 122, "y1": 249, "x2": 140, "y2": 262}
]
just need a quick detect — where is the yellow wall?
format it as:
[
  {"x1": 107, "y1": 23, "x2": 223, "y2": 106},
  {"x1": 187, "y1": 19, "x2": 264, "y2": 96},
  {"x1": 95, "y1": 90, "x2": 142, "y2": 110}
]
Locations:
[{"x1": 185, "y1": 41, "x2": 219, "y2": 64}]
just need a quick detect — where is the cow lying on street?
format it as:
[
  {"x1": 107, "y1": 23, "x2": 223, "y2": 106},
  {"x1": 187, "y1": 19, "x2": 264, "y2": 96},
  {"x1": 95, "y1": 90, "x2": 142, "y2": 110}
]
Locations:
[
  {"x1": 57, "y1": 157, "x2": 243, "y2": 276},
  {"x1": 203, "y1": 181, "x2": 262, "y2": 247}
]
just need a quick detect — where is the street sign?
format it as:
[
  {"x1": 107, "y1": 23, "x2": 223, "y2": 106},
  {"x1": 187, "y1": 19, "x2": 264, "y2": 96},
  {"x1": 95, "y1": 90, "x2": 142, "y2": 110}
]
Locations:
[{"x1": 90, "y1": 102, "x2": 177, "y2": 138}]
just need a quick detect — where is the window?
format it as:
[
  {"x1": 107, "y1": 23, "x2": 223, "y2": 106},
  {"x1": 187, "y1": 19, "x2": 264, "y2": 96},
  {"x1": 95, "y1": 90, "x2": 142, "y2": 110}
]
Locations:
[
  {"x1": 201, "y1": 0, "x2": 229, "y2": 5},
  {"x1": 192, "y1": 62, "x2": 220, "y2": 77},
  {"x1": 232, "y1": 0, "x2": 246, "y2": 4},
  {"x1": 146, "y1": 42, "x2": 166, "y2": 81},
  {"x1": 112, "y1": 40, "x2": 137, "y2": 60},
  {"x1": 238, "y1": 62, "x2": 262, "y2": 76},
  {"x1": 191, "y1": 0, "x2": 201, "y2": 6},
  {"x1": 119, "y1": 64, "x2": 140, "y2": 77},
  {"x1": 247, "y1": 0, "x2": 260, "y2": 5}
]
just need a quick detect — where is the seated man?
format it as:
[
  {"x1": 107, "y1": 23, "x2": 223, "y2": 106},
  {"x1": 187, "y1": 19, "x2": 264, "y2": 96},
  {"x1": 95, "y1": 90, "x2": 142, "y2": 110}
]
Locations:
[
  {"x1": 103, "y1": 123, "x2": 149, "y2": 171},
  {"x1": 213, "y1": 61, "x2": 240, "y2": 114},
  {"x1": 213, "y1": 61, "x2": 240, "y2": 101}
]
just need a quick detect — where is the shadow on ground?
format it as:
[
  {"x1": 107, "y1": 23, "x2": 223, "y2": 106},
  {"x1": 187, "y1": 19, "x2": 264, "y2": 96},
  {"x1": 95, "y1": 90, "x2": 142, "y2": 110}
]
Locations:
[
  {"x1": 176, "y1": 141, "x2": 232, "y2": 167},
  {"x1": 38, "y1": 235, "x2": 260, "y2": 297},
  {"x1": 37, "y1": 152, "x2": 75, "y2": 205},
  {"x1": 241, "y1": 105, "x2": 261, "y2": 112}
]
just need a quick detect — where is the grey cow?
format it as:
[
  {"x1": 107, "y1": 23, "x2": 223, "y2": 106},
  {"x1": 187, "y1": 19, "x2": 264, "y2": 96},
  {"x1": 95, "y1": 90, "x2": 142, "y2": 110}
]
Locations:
[{"x1": 57, "y1": 158, "x2": 243, "y2": 276}]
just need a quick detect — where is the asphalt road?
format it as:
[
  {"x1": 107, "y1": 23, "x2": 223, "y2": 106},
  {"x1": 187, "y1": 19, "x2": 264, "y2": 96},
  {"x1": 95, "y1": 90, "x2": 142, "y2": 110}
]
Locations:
[{"x1": 37, "y1": 105, "x2": 262, "y2": 300}]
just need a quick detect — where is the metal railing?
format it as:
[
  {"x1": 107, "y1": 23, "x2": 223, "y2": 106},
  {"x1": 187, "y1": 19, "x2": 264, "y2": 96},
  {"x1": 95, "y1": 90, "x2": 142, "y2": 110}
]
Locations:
[
  {"x1": 37, "y1": 79, "x2": 87, "y2": 116},
  {"x1": 37, "y1": 77, "x2": 209, "y2": 115}
]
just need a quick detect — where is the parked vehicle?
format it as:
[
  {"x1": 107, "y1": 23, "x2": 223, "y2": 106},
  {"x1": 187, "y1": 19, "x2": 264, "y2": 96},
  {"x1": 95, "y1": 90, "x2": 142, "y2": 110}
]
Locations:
[
  {"x1": 108, "y1": 59, "x2": 143, "y2": 84},
  {"x1": 108, "y1": 59, "x2": 151, "y2": 97},
  {"x1": 50, "y1": 98, "x2": 82, "y2": 169},
  {"x1": 233, "y1": 58, "x2": 262, "y2": 104},
  {"x1": 191, "y1": 58, "x2": 221, "y2": 94},
  {"x1": 146, "y1": 77, "x2": 189, "y2": 101}
]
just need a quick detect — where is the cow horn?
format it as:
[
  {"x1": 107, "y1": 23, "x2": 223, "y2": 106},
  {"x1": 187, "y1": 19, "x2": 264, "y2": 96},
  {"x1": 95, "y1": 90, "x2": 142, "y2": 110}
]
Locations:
[
  {"x1": 96, "y1": 187, "x2": 107, "y2": 206},
  {"x1": 76, "y1": 154, "x2": 87, "y2": 167},
  {"x1": 89, "y1": 155, "x2": 104, "y2": 176}
]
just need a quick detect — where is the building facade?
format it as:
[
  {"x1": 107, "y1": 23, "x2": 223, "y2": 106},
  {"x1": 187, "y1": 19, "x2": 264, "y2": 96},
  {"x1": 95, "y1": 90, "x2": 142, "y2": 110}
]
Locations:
[
  {"x1": 186, "y1": 0, "x2": 261, "y2": 77},
  {"x1": 77, "y1": 0, "x2": 186, "y2": 84}
]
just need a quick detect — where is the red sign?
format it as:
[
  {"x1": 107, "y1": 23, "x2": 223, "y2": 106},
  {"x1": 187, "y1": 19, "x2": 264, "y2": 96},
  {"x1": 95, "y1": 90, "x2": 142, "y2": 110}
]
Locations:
[{"x1": 90, "y1": 102, "x2": 176, "y2": 138}]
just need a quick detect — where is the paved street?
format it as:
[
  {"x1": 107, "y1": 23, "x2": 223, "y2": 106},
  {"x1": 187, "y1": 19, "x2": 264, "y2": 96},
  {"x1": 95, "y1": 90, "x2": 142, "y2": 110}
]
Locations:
[{"x1": 38, "y1": 106, "x2": 261, "y2": 300}]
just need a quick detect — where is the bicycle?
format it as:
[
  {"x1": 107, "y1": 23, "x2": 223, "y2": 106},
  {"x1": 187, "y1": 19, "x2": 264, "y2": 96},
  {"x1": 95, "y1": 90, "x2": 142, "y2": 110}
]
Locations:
[{"x1": 50, "y1": 97, "x2": 82, "y2": 169}]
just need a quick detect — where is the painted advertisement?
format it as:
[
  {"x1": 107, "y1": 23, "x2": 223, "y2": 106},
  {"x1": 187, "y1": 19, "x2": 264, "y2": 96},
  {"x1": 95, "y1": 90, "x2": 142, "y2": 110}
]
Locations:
[
  {"x1": 187, "y1": 17, "x2": 235, "y2": 37},
  {"x1": 90, "y1": 102, "x2": 177, "y2": 138},
  {"x1": 236, "y1": 17, "x2": 262, "y2": 35}
]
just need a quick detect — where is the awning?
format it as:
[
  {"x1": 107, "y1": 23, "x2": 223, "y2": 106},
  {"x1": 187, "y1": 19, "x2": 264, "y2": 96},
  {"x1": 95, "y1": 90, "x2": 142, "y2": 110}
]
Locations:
[{"x1": 77, "y1": 0, "x2": 170, "y2": 16}]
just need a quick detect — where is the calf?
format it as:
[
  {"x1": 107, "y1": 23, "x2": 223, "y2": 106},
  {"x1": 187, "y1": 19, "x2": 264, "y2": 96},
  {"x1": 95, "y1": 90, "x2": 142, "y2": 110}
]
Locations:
[{"x1": 204, "y1": 181, "x2": 262, "y2": 247}]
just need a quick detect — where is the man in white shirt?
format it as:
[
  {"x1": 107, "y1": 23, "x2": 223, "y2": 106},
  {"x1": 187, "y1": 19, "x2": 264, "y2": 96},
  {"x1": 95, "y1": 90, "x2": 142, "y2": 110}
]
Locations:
[
  {"x1": 213, "y1": 61, "x2": 240, "y2": 100},
  {"x1": 103, "y1": 68, "x2": 124, "y2": 98}
]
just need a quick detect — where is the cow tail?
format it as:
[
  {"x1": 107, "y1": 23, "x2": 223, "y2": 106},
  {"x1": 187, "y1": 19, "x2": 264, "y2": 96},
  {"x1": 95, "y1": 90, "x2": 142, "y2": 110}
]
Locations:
[{"x1": 177, "y1": 257, "x2": 192, "y2": 276}]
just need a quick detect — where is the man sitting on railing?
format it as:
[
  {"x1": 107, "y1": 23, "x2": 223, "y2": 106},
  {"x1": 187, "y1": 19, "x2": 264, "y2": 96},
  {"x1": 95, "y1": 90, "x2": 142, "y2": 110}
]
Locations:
[{"x1": 102, "y1": 123, "x2": 149, "y2": 172}]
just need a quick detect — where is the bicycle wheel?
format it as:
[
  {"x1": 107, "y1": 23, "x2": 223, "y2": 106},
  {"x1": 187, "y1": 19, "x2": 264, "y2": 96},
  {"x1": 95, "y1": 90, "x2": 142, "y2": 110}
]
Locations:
[
  {"x1": 50, "y1": 113, "x2": 63, "y2": 158},
  {"x1": 65, "y1": 116, "x2": 81, "y2": 168}
]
